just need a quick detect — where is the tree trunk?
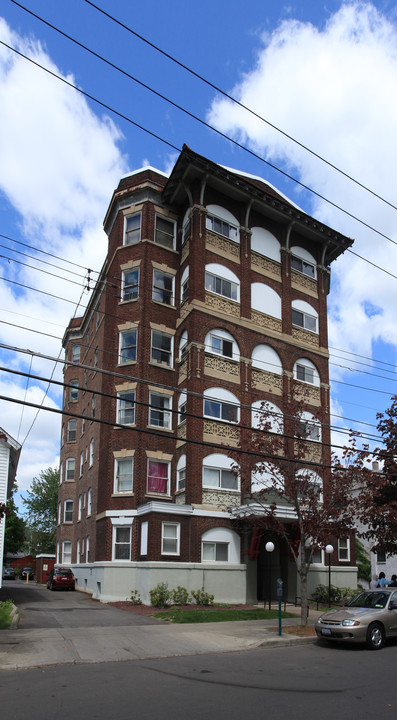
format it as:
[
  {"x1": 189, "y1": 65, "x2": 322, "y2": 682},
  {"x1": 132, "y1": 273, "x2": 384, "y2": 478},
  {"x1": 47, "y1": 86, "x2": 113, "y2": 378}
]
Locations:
[{"x1": 299, "y1": 545, "x2": 309, "y2": 625}]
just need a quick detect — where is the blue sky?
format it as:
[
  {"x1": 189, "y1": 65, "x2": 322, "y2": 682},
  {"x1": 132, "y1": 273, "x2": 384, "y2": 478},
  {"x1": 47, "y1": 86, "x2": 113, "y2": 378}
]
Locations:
[{"x1": 1, "y1": 0, "x2": 397, "y2": 505}]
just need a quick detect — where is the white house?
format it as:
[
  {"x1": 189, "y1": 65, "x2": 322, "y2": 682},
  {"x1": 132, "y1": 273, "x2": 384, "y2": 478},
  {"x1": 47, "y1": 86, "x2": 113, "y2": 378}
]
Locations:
[{"x1": 0, "y1": 428, "x2": 21, "y2": 587}]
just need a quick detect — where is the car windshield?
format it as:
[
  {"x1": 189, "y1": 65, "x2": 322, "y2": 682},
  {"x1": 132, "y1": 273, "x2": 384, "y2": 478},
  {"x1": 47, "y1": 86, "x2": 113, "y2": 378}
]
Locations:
[{"x1": 347, "y1": 591, "x2": 390, "y2": 609}]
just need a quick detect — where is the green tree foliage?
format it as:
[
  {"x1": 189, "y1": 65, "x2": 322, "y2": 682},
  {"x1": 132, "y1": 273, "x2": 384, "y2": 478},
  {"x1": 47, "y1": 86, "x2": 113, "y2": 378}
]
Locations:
[
  {"x1": 22, "y1": 467, "x2": 59, "y2": 554},
  {"x1": 3, "y1": 496, "x2": 26, "y2": 556},
  {"x1": 355, "y1": 538, "x2": 371, "y2": 583}
]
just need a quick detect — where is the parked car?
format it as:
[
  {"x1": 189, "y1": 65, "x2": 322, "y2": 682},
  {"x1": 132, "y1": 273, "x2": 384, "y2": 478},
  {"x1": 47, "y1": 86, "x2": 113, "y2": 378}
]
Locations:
[
  {"x1": 315, "y1": 589, "x2": 397, "y2": 650},
  {"x1": 2, "y1": 567, "x2": 15, "y2": 580},
  {"x1": 20, "y1": 567, "x2": 34, "y2": 580},
  {"x1": 46, "y1": 568, "x2": 75, "y2": 591}
]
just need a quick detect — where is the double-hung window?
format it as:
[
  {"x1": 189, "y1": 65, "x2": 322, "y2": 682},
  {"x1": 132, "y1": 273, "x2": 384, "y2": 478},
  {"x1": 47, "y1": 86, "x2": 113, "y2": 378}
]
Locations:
[
  {"x1": 204, "y1": 398, "x2": 238, "y2": 423},
  {"x1": 206, "y1": 214, "x2": 238, "y2": 242},
  {"x1": 89, "y1": 439, "x2": 94, "y2": 467},
  {"x1": 151, "y1": 330, "x2": 172, "y2": 367},
  {"x1": 114, "y1": 457, "x2": 133, "y2": 493},
  {"x1": 69, "y1": 380, "x2": 78, "y2": 402},
  {"x1": 67, "y1": 419, "x2": 77, "y2": 442},
  {"x1": 338, "y1": 538, "x2": 350, "y2": 561},
  {"x1": 64, "y1": 500, "x2": 73, "y2": 523},
  {"x1": 292, "y1": 308, "x2": 317, "y2": 333},
  {"x1": 117, "y1": 391, "x2": 135, "y2": 425},
  {"x1": 66, "y1": 458, "x2": 75, "y2": 482},
  {"x1": 113, "y1": 526, "x2": 131, "y2": 560},
  {"x1": 161, "y1": 522, "x2": 180, "y2": 555},
  {"x1": 124, "y1": 214, "x2": 141, "y2": 245},
  {"x1": 71, "y1": 344, "x2": 81, "y2": 363},
  {"x1": 62, "y1": 541, "x2": 72, "y2": 564},
  {"x1": 205, "y1": 271, "x2": 238, "y2": 301},
  {"x1": 119, "y1": 329, "x2": 137, "y2": 363},
  {"x1": 203, "y1": 466, "x2": 238, "y2": 490},
  {"x1": 122, "y1": 268, "x2": 139, "y2": 301},
  {"x1": 149, "y1": 392, "x2": 171, "y2": 429},
  {"x1": 155, "y1": 216, "x2": 175, "y2": 249},
  {"x1": 152, "y1": 269, "x2": 174, "y2": 305},
  {"x1": 147, "y1": 459, "x2": 170, "y2": 495}
]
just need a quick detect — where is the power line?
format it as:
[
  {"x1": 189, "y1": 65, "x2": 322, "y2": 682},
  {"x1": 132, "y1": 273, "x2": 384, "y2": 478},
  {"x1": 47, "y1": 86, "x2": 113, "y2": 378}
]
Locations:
[{"x1": 82, "y1": 0, "x2": 397, "y2": 215}]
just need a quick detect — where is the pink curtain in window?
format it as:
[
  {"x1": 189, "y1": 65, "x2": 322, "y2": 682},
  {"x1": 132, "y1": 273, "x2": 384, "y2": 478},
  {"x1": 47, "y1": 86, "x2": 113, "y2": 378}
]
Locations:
[{"x1": 148, "y1": 461, "x2": 167, "y2": 493}]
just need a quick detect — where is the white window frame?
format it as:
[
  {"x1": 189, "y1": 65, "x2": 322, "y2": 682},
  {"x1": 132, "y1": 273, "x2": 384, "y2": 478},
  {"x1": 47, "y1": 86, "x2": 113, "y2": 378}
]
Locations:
[
  {"x1": 296, "y1": 411, "x2": 321, "y2": 442},
  {"x1": 205, "y1": 329, "x2": 239, "y2": 361},
  {"x1": 67, "y1": 419, "x2": 77, "y2": 442},
  {"x1": 181, "y1": 266, "x2": 189, "y2": 303},
  {"x1": 89, "y1": 438, "x2": 94, "y2": 467},
  {"x1": 112, "y1": 525, "x2": 131, "y2": 560},
  {"x1": 206, "y1": 214, "x2": 239, "y2": 242},
  {"x1": 65, "y1": 458, "x2": 75, "y2": 482},
  {"x1": 338, "y1": 538, "x2": 350, "y2": 562},
  {"x1": 117, "y1": 391, "x2": 136, "y2": 425},
  {"x1": 80, "y1": 451, "x2": 84, "y2": 477},
  {"x1": 121, "y1": 267, "x2": 139, "y2": 301},
  {"x1": 203, "y1": 388, "x2": 239, "y2": 424},
  {"x1": 71, "y1": 344, "x2": 81, "y2": 363},
  {"x1": 152, "y1": 269, "x2": 175, "y2": 306},
  {"x1": 87, "y1": 488, "x2": 92, "y2": 516},
  {"x1": 161, "y1": 522, "x2": 180, "y2": 556},
  {"x1": 291, "y1": 246, "x2": 317, "y2": 280},
  {"x1": 147, "y1": 459, "x2": 170, "y2": 496},
  {"x1": 202, "y1": 453, "x2": 239, "y2": 492},
  {"x1": 69, "y1": 379, "x2": 79, "y2": 402},
  {"x1": 124, "y1": 213, "x2": 141, "y2": 246},
  {"x1": 292, "y1": 307, "x2": 318, "y2": 333},
  {"x1": 149, "y1": 392, "x2": 172, "y2": 429},
  {"x1": 62, "y1": 540, "x2": 72, "y2": 564},
  {"x1": 155, "y1": 215, "x2": 176, "y2": 249},
  {"x1": 86, "y1": 535, "x2": 90, "y2": 563},
  {"x1": 114, "y1": 457, "x2": 134, "y2": 494},
  {"x1": 202, "y1": 541, "x2": 229, "y2": 562},
  {"x1": 177, "y1": 455, "x2": 186, "y2": 491},
  {"x1": 178, "y1": 392, "x2": 187, "y2": 424},
  {"x1": 58, "y1": 501, "x2": 61, "y2": 525},
  {"x1": 64, "y1": 500, "x2": 73, "y2": 523},
  {"x1": 119, "y1": 329, "x2": 137, "y2": 364},
  {"x1": 150, "y1": 329, "x2": 173, "y2": 367},
  {"x1": 293, "y1": 359, "x2": 320, "y2": 386},
  {"x1": 78, "y1": 495, "x2": 82, "y2": 521},
  {"x1": 205, "y1": 271, "x2": 238, "y2": 302}
]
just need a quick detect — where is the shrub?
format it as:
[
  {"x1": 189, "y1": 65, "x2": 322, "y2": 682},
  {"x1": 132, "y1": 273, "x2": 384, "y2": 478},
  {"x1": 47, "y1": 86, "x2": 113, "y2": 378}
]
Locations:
[
  {"x1": 311, "y1": 584, "x2": 357, "y2": 604},
  {"x1": 149, "y1": 582, "x2": 172, "y2": 608},
  {"x1": 130, "y1": 590, "x2": 143, "y2": 605},
  {"x1": 171, "y1": 586, "x2": 190, "y2": 605},
  {"x1": 190, "y1": 588, "x2": 214, "y2": 606}
]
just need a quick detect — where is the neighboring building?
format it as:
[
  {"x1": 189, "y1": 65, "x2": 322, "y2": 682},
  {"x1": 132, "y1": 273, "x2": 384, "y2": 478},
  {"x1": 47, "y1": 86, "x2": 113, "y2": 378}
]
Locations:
[
  {"x1": 57, "y1": 145, "x2": 357, "y2": 603},
  {"x1": 0, "y1": 428, "x2": 21, "y2": 587}
]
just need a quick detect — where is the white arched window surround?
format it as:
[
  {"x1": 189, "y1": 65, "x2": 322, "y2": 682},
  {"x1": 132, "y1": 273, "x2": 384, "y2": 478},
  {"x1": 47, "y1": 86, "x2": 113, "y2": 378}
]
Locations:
[
  {"x1": 177, "y1": 454, "x2": 186, "y2": 491},
  {"x1": 206, "y1": 204, "x2": 239, "y2": 243},
  {"x1": 202, "y1": 453, "x2": 239, "y2": 491},
  {"x1": 295, "y1": 468, "x2": 323, "y2": 500},
  {"x1": 251, "y1": 400, "x2": 283, "y2": 434},
  {"x1": 205, "y1": 328, "x2": 240, "y2": 361},
  {"x1": 203, "y1": 387, "x2": 240, "y2": 423},
  {"x1": 251, "y1": 227, "x2": 280, "y2": 262},
  {"x1": 292, "y1": 299, "x2": 318, "y2": 333},
  {"x1": 296, "y1": 411, "x2": 321, "y2": 442},
  {"x1": 251, "y1": 461, "x2": 284, "y2": 493},
  {"x1": 201, "y1": 527, "x2": 241, "y2": 563},
  {"x1": 251, "y1": 282, "x2": 282, "y2": 318},
  {"x1": 293, "y1": 358, "x2": 320, "y2": 386},
  {"x1": 291, "y1": 246, "x2": 317, "y2": 279},
  {"x1": 178, "y1": 392, "x2": 187, "y2": 424},
  {"x1": 251, "y1": 344, "x2": 282, "y2": 375},
  {"x1": 179, "y1": 330, "x2": 188, "y2": 361},
  {"x1": 205, "y1": 263, "x2": 240, "y2": 302},
  {"x1": 181, "y1": 265, "x2": 189, "y2": 303}
]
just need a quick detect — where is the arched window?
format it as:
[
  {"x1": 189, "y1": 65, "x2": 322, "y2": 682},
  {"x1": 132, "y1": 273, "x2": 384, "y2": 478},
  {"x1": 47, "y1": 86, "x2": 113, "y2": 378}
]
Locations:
[
  {"x1": 201, "y1": 527, "x2": 240, "y2": 562},
  {"x1": 204, "y1": 328, "x2": 240, "y2": 361},
  {"x1": 251, "y1": 227, "x2": 280, "y2": 261},
  {"x1": 251, "y1": 401, "x2": 283, "y2": 433},
  {"x1": 251, "y1": 461, "x2": 284, "y2": 492},
  {"x1": 206, "y1": 204, "x2": 239, "y2": 243},
  {"x1": 181, "y1": 266, "x2": 189, "y2": 303},
  {"x1": 179, "y1": 331, "x2": 188, "y2": 361},
  {"x1": 178, "y1": 392, "x2": 187, "y2": 424},
  {"x1": 251, "y1": 283, "x2": 281, "y2": 318},
  {"x1": 205, "y1": 263, "x2": 240, "y2": 302},
  {"x1": 293, "y1": 358, "x2": 320, "y2": 386},
  {"x1": 291, "y1": 246, "x2": 317, "y2": 279},
  {"x1": 251, "y1": 344, "x2": 282, "y2": 375},
  {"x1": 202, "y1": 453, "x2": 239, "y2": 491},
  {"x1": 296, "y1": 411, "x2": 321, "y2": 442},
  {"x1": 203, "y1": 388, "x2": 240, "y2": 423},
  {"x1": 295, "y1": 468, "x2": 323, "y2": 500},
  {"x1": 292, "y1": 299, "x2": 318, "y2": 333}
]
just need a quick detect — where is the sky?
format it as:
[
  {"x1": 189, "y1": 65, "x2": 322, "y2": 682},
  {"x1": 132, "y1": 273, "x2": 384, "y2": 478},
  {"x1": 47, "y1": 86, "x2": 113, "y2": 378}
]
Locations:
[{"x1": 1, "y1": 0, "x2": 397, "y2": 509}]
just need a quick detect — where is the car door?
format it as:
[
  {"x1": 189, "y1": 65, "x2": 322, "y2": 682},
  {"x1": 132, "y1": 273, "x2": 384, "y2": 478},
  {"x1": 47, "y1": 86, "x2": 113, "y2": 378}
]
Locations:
[{"x1": 387, "y1": 591, "x2": 397, "y2": 635}]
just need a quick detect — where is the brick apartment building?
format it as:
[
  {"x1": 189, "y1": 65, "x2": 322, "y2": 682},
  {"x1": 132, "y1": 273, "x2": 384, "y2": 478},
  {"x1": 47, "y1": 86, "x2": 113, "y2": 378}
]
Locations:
[{"x1": 57, "y1": 145, "x2": 357, "y2": 603}]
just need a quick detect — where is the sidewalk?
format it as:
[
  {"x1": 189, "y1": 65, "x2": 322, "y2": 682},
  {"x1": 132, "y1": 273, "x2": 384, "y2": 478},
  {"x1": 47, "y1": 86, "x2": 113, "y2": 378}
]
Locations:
[{"x1": 0, "y1": 590, "x2": 320, "y2": 671}]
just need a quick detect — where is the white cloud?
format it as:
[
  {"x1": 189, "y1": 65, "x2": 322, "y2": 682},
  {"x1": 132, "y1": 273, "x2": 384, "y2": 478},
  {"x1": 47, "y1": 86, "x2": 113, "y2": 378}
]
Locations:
[
  {"x1": 0, "y1": 17, "x2": 129, "y2": 495},
  {"x1": 207, "y1": 2, "x2": 397, "y2": 363}
]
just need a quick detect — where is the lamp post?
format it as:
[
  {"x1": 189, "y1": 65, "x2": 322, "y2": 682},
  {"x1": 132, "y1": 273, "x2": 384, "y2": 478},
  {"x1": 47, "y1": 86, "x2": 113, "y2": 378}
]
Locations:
[
  {"x1": 265, "y1": 541, "x2": 275, "y2": 610},
  {"x1": 325, "y1": 544, "x2": 334, "y2": 608}
]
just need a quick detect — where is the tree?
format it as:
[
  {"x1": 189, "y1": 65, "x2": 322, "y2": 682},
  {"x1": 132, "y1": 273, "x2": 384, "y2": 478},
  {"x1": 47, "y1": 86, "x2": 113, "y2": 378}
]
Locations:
[
  {"x1": 3, "y1": 495, "x2": 26, "y2": 557},
  {"x1": 233, "y1": 393, "x2": 357, "y2": 625},
  {"x1": 22, "y1": 467, "x2": 59, "y2": 554},
  {"x1": 350, "y1": 395, "x2": 397, "y2": 556}
]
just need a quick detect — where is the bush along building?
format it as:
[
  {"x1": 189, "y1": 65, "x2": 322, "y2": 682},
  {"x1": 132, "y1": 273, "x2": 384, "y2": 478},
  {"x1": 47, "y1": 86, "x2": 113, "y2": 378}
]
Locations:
[{"x1": 57, "y1": 145, "x2": 357, "y2": 603}]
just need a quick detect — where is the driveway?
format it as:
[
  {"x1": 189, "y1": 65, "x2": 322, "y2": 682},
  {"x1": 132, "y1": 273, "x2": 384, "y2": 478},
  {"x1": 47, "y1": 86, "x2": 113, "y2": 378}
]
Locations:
[{"x1": 0, "y1": 579, "x2": 159, "y2": 628}]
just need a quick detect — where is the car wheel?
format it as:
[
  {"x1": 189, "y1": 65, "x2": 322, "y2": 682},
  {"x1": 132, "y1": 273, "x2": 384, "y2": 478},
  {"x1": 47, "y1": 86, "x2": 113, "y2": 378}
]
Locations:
[{"x1": 366, "y1": 623, "x2": 385, "y2": 650}]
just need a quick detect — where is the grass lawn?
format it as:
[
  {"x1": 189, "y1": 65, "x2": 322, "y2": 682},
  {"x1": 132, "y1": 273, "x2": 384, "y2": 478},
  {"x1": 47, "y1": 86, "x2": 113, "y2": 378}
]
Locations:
[
  {"x1": 151, "y1": 607, "x2": 297, "y2": 623},
  {"x1": 0, "y1": 600, "x2": 14, "y2": 630}
]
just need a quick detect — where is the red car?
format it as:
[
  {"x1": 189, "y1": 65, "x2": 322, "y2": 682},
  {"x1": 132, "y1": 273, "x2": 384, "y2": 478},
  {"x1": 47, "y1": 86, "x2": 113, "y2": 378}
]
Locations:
[{"x1": 46, "y1": 568, "x2": 75, "y2": 591}]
